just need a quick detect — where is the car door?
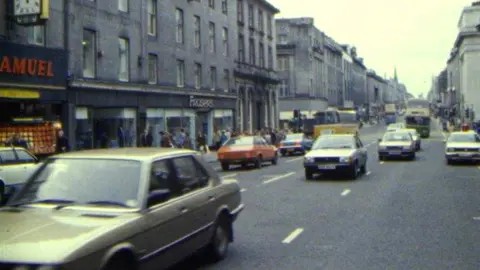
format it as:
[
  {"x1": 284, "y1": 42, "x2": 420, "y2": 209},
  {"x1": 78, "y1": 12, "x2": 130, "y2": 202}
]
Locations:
[
  {"x1": 0, "y1": 149, "x2": 25, "y2": 185},
  {"x1": 257, "y1": 137, "x2": 272, "y2": 159},
  {"x1": 170, "y1": 155, "x2": 213, "y2": 255},
  {"x1": 355, "y1": 137, "x2": 367, "y2": 164},
  {"x1": 143, "y1": 158, "x2": 191, "y2": 269},
  {"x1": 13, "y1": 149, "x2": 38, "y2": 180}
]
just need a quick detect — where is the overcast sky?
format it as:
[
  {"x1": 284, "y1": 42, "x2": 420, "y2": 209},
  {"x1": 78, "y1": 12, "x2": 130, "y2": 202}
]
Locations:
[{"x1": 272, "y1": 0, "x2": 473, "y2": 97}]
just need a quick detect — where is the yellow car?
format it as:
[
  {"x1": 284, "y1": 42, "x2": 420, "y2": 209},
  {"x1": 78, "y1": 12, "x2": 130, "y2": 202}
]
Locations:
[
  {"x1": 445, "y1": 131, "x2": 480, "y2": 165},
  {"x1": 378, "y1": 130, "x2": 416, "y2": 160}
]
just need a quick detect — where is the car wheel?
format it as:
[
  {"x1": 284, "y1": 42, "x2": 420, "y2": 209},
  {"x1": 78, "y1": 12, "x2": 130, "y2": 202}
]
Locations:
[
  {"x1": 221, "y1": 163, "x2": 229, "y2": 171},
  {"x1": 360, "y1": 161, "x2": 367, "y2": 174},
  {"x1": 410, "y1": 153, "x2": 416, "y2": 160},
  {"x1": 102, "y1": 253, "x2": 137, "y2": 270},
  {"x1": 305, "y1": 169, "x2": 314, "y2": 180},
  {"x1": 0, "y1": 184, "x2": 4, "y2": 205},
  {"x1": 349, "y1": 162, "x2": 358, "y2": 179},
  {"x1": 272, "y1": 153, "x2": 278, "y2": 165},
  {"x1": 255, "y1": 156, "x2": 262, "y2": 169},
  {"x1": 206, "y1": 216, "x2": 231, "y2": 262}
]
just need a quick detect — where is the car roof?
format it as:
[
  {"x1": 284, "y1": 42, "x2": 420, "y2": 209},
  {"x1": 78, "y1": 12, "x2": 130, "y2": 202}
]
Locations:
[
  {"x1": 52, "y1": 148, "x2": 197, "y2": 161},
  {"x1": 450, "y1": 131, "x2": 475, "y2": 135},
  {"x1": 321, "y1": 134, "x2": 355, "y2": 139}
]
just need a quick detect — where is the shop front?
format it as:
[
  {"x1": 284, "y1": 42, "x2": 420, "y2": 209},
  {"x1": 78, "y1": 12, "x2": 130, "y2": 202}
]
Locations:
[
  {"x1": 0, "y1": 40, "x2": 67, "y2": 155},
  {"x1": 69, "y1": 81, "x2": 236, "y2": 150}
]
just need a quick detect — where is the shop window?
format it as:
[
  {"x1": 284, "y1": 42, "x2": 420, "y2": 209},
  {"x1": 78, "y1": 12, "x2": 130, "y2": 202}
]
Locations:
[
  {"x1": 237, "y1": 0, "x2": 244, "y2": 23},
  {"x1": 194, "y1": 63, "x2": 202, "y2": 89},
  {"x1": 176, "y1": 60, "x2": 185, "y2": 87},
  {"x1": 249, "y1": 38, "x2": 255, "y2": 65},
  {"x1": 147, "y1": 0, "x2": 157, "y2": 36},
  {"x1": 258, "y1": 10, "x2": 264, "y2": 31},
  {"x1": 75, "y1": 107, "x2": 94, "y2": 150},
  {"x1": 148, "y1": 54, "x2": 158, "y2": 84},
  {"x1": 119, "y1": 0, "x2": 128, "y2": 12},
  {"x1": 221, "y1": 0, "x2": 227, "y2": 14},
  {"x1": 208, "y1": 0, "x2": 215, "y2": 9},
  {"x1": 118, "y1": 38, "x2": 130, "y2": 82},
  {"x1": 83, "y1": 29, "x2": 96, "y2": 78},
  {"x1": 209, "y1": 66, "x2": 216, "y2": 90},
  {"x1": 214, "y1": 110, "x2": 233, "y2": 132},
  {"x1": 176, "y1": 8, "x2": 184, "y2": 44},
  {"x1": 27, "y1": 26, "x2": 44, "y2": 46},
  {"x1": 238, "y1": 34, "x2": 244, "y2": 62},
  {"x1": 248, "y1": 4, "x2": 254, "y2": 27},
  {"x1": 209, "y1": 22, "x2": 216, "y2": 53},
  {"x1": 268, "y1": 46, "x2": 273, "y2": 69},
  {"x1": 259, "y1": 42, "x2": 264, "y2": 68},
  {"x1": 94, "y1": 109, "x2": 137, "y2": 148},
  {"x1": 146, "y1": 109, "x2": 164, "y2": 147}
]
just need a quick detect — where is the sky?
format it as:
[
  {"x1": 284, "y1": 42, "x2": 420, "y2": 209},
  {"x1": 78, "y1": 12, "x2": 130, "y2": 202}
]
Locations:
[{"x1": 272, "y1": 0, "x2": 474, "y2": 98}]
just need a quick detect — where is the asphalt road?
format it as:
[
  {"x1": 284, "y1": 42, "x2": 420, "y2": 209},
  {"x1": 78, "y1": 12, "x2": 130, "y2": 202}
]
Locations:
[{"x1": 172, "y1": 121, "x2": 480, "y2": 270}]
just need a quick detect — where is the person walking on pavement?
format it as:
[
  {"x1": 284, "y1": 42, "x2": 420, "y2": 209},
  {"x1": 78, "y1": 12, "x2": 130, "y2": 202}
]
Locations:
[
  {"x1": 196, "y1": 131, "x2": 207, "y2": 153},
  {"x1": 56, "y1": 130, "x2": 70, "y2": 153},
  {"x1": 219, "y1": 131, "x2": 228, "y2": 147},
  {"x1": 175, "y1": 128, "x2": 186, "y2": 148}
]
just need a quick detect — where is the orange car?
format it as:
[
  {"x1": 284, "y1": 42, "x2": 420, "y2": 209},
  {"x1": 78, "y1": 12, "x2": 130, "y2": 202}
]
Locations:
[{"x1": 217, "y1": 136, "x2": 278, "y2": 171}]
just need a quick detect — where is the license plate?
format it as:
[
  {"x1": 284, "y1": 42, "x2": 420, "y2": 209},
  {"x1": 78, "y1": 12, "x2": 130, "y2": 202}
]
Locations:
[
  {"x1": 389, "y1": 151, "x2": 402, "y2": 155},
  {"x1": 459, "y1": 153, "x2": 472, "y2": 157},
  {"x1": 318, "y1": 165, "x2": 336, "y2": 170},
  {"x1": 287, "y1": 148, "x2": 294, "y2": 152}
]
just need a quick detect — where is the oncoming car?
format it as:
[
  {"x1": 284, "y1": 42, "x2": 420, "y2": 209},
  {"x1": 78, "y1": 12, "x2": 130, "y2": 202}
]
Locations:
[
  {"x1": 444, "y1": 131, "x2": 480, "y2": 165},
  {"x1": 378, "y1": 131, "x2": 416, "y2": 160},
  {"x1": 0, "y1": 148, "x2": 244, "y2": 270},
  {"x1": 303, "y1": 134, "x2": 368, "y2": 180}
]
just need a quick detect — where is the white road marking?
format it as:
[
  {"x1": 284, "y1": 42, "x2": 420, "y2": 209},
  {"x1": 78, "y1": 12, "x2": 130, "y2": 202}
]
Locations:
[
  {"x1": 366, "y1": 171, "x2": 371, "y2": 176},
  {"x1": 341, "y1": 189, "x2": 351, "y2": 196},
  {"x1": 240, "y1": 188, "x2": 247, "y2": 192},
  {"x1": 473, "y1": 217, "x2": 480, "y2": 221},
  {"x1": 263, "y1": 172, "x2": 296, "y2": 184},
  {"x1": 282, "y1": 228, "x2": 304, "y2": 244},
  {"x1": 285, "y1": 157, "x2": 304, "y2": 163},
  {"x1": 379, "y1": 161, "x2": 385, "y2": 164},
  {"x1": 221, "y1": 173, "x2": 237, "y2": 179}
]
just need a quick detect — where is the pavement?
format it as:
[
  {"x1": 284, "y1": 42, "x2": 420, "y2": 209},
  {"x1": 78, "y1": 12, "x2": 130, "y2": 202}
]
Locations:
[{"x1": 172, "y1": 120, "x2": 480, "y2": 270}]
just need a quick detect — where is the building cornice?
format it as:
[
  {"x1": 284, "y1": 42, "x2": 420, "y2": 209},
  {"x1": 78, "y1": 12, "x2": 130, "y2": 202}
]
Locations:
[{"x1": 257, "y1": 0, "x2": 280, "y2": 14}]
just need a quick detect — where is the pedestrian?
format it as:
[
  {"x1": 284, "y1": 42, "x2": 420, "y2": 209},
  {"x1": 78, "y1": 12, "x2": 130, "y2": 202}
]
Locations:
[
  {"x1": 141, "y1": 128, "x2": 153, "y2": 147},
  {"x1": 197, "y1": 131, "x2": 207, "y2": 153},
  {"x1": 56, "y1": 130, "x2": 70, "y2": 153}
]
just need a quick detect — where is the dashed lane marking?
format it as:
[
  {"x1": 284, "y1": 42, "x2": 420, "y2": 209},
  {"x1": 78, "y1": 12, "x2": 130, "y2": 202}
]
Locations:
[
  {"x1": 341, "y1": 189, "x2": 351, "y2": 196},
  {"x1": 221, "y1": 173, "x2": 237, "y2": 179},
  {"x1": 379, "y1": 161, "x2": 385, "y2": 164},
  {"x1": 282, "y1": 228, "x2": 304, "y2": 244},
  {"x1": 263, "y1": 172, "x2": 296, "y2": 184},
  {"x1": 366, "y1": 171, "x2": 371, "y2": 176},
  {"x1": 473, "y1": 217, "x2": 480, "y2": 221},
  {"x1": 285, "y1": 157, "x2": 304, "y2": 163},
  {"x1": 240, "y1": 188, "x2": 247, "y2": 192}
]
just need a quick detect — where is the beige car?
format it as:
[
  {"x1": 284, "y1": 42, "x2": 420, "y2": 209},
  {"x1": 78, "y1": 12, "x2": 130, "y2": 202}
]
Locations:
[
  {"x1": 378, "y1": 131, "x2": 416, "y2": 160},
  {"x1": 445, "y1": 131, "x2": 480, "y2": 165},
  {"x1": 0, "y1": 148, "x2": 244, "y2": 270}
]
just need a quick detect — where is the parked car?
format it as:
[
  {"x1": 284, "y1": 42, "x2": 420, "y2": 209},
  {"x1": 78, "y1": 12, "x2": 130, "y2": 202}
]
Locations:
[
  {"x1": 278, "y1": 133, "x2": 313, "y2": 156},
  {"x1": 444, "y1": 131, "x2": 480, "y2": 165},
  {"x1": 0, "y1": 148, "x2": 244, "y2": 270},
  {"x1": 378, "y1": 131, "x2": 416, "y2": 160},
  {"x1": 217, "y1": 136, "x2": 278, "y2": 170},
  {"x1": 303, "y1": 134, "x2": 368, "y2": 180},
  {"x1": 0, "y1": 147, "x2": 39, "y2": 203}
]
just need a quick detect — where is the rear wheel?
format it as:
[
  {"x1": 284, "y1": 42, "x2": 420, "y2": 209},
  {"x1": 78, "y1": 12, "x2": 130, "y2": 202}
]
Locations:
[
  {"x1": 205, "y1": 216, "x2": 231, "y2": 262},
  {"x1": 272, "y1": 153, "x2": 278, "y2": 165},
  {"x1": 349, "y1": 162, "x2": 359, "y2": 179},
  {"x1": 221, "y1": 163, "x2": 229, "y2": 171},
  {"x1": 360, "y1": 160, "x2": 367, "y2": 174},
  {"x1": 410, "y1": 152, "x2": 416, "y2": 160},
  {"x1": 280, "y1": 151, "x2": 286, "y2": 157},
  {"x1": 305, "y1": 169, "x2": 314, "y2": 180}
]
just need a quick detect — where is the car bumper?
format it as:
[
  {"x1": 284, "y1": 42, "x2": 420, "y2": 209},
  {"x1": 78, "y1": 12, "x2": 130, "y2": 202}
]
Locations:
[
  {"x1": 304, "y1": 162, "x2": 353, "y2": 172},
  {"x1": 230, "y1": 203, "x2": 245, "y2": 221},
  {"x1": 279, "y1": 146, "x2": 305, "y2": 153},
  {"x1": 445, "y1": 153, "x2": 480, "y2": 161},
  {"x1": 219, "y1": 158, "x2": 258, "y2": 164},
  {"x1": 378, "y1": 149, "x2": 414, "y2": 158}
]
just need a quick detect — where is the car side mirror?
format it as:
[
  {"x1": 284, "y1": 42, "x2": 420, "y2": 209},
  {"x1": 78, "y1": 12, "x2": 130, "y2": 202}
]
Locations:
[{"x1": 147, "y1": 189, "x2": 171, "y2": 208}]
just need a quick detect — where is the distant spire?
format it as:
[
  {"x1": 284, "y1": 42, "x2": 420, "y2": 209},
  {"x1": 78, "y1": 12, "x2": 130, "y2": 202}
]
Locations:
[{"x1": 394, "y1": 66, "x2": 398, "y2": 82}]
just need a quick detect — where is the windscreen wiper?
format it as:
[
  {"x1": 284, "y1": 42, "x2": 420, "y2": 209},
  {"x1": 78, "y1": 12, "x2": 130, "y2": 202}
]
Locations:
[{"x1": 85, "y1": 200, "x2": 130, "y2": 208}]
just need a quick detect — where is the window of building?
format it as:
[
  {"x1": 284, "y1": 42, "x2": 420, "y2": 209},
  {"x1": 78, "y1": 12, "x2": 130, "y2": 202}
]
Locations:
[
  {"x1": 238, "y1": 34, "x2": 245, "y2": 62},
  {"x1": 208, "y1": 0, "x2": 215, "y2": 9},
  {"x1": 237, "y1": 0, "x2": 244, "y2": 23},
  {"x1": 210, "y1": 66, "x2": 216, "y2": 90},
  {"x1": 176, "y1": 8, "x2": 184, "y2": 44},
  {"x1": 118, "y1": 38, "x2": 129, "y2": 82},
  {"x1": 259, "y1": 42, "x2": 264, "y2": 68},
  {"x1": 148, "y1": 54, "x2": 157, "y2": 84},
  {"x1": 223, "y1": 69, "x2": 229, "y2": 91},
  {"x1": 194, "y1": 63, "x2": 202, "y2": 89},
  {"x1": 248, "y1": 4, "x2": 254, "y2": 27},
  {"x1": 193, "y1": 15, "x2": 201, "y2": 49},
  {"x1": 176, "y1": 60, "x2": 185, "y2": 87},
  {"x1": 258, "y1": 10, "x2": 264, "y2": 32},
  {"x1": 209, "y1": 22, "x2": 216, "y2": 52},
  {"x1": 267, "y1": 15, "x2": 272, "y2": 35},
  {"x1": 147, "y1": 0, "x2": 156, "y2": 36},
  {"x1": 278, "y1": 34, "x2": 288, "y2": 44},
  {"x1": 278, "y1": 56, "x2": 289, "y2": 71},
  {"x1": 118, "y1": 0, "x2": 128, "y2": 12},
  {"x1": 267, "y1": 46, "x2": 273, "y2": 69},
  {"x1": 27, "y1": 26, "x2": 44, "y2": 46},
  {"x1": 82, "y1": 29, "x2": 96, "y2": 78},
  {"x1": 221, "y1": 0, "x2": 227, "y2": 14},
  {"x1": 249, "y1": 38, "x2": 255, "y2": 65},
  {"x1": 222, "y1": 27, "x2": 228, "y2": 56}
]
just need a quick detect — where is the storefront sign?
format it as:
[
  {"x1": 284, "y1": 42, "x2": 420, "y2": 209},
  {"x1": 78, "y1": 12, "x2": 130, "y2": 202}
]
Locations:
[
  {"x1": 189, "y1": 96, "x2": 213, "y2": 108},
  {"x1": 0, "y1": 89, "x2": 40, "y2": 99},
  {"x1": 0, "y1": 40, "x2": 67, "y2": 87}
]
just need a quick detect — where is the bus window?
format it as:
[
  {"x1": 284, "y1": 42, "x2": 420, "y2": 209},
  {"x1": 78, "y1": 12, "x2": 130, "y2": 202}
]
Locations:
[
  {"x1": 314, "y1": 111, "x2": 339, "y2": 125},
  {"x1": 406, "y1": 116, "x2": 430, "y2": 125}
]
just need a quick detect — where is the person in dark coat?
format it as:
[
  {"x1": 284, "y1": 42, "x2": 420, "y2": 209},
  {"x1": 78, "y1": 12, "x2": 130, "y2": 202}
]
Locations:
[
  {"x1": 56, "y1": 130, "x2": 70, "y2": 153},
  {"x1": 141, "y1": 128, "x2": 153, "y2": 147},
  {"x1": 6, "y1": 133, "x2": 28, "y2": 149},
  {"x1": 117, "y1": 124, "x2": 126, "y2": 147}
]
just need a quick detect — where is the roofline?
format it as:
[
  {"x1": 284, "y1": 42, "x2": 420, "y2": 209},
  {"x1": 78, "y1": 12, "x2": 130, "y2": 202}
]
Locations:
[{"x1": 258, "y1": 0, "x2": 280, "y2": 14}]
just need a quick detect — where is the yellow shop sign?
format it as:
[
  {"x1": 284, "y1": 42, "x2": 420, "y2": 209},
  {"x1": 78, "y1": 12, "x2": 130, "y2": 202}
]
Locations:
[{"x1": 0, "y1": 89, "x2": 40, "y2": 99}]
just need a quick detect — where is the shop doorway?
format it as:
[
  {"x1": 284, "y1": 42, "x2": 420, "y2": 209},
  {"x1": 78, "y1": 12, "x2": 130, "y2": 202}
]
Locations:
[{"x1": 196, "y1": 111, "x2": 209, "y2": 136}]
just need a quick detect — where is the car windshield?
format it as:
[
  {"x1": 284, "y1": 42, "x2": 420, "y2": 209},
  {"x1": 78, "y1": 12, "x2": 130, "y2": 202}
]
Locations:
[
  {"x1": 224, "y1": 137, "x2": 254, "y2": 146},
  {"x1": 448, "y1": 133, "x2": 480, "y2": 143},
  {"x1": 285, "y1": 134, "x2": 303, "y2": 141},
  {"x1": 383, "y1": 133, "x2": 411, "y2": 142},
  {"x1": 312, "y1": 136, "x2": 354, "y2": 149},
  {"x1": 338, "y1": 112, "x2": 357, "y2": 123},
  {"x1": 9, "y1": 158, "x2": 142, "y2": 208}
]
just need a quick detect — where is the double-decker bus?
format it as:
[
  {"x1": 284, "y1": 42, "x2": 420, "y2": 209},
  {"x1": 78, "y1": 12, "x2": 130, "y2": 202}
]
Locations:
[{"x1": 405, "y1": 99, "x2": 431, "y2": 138}]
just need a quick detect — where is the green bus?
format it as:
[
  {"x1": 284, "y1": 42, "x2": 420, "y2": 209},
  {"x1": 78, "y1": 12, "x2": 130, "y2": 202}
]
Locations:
[{"x1": 405, "y1": 99, "x2": 431, "y2": 138}]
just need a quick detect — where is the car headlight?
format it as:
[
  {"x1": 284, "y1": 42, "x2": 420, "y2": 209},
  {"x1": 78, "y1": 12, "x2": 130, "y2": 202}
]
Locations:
[
  {"x1": 304, "y1": 157, "x2": 314, "y2": 163},
  {"x1": 339, "y1": 156, "x2": 352, "y2": 163},
  {"x1": 446, "y1": 148, "x2": 454, "y2": 152}
]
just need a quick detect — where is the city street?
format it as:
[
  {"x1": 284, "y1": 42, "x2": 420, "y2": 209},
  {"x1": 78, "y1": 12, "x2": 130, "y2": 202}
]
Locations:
[{"x1": 173, "y1": 121, "x2": 480, "y2": 270}]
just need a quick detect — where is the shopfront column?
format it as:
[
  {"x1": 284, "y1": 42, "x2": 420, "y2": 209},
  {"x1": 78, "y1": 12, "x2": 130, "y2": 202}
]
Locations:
[
  {"x1": 264, "y1": 91, "x2": 268, "y2": 128},
  {"x1": 247, "y1": 88, "x2": 253, "y2": 133},
  {"x1": 274, "y1": 91, "x2": 279, "y2": 129},
  {"x1": 269, "y1": 89, "x2": 275, "y2": 129},
  {"x1": 238, "y1": 88, "x2": 244, "y2": 132}
]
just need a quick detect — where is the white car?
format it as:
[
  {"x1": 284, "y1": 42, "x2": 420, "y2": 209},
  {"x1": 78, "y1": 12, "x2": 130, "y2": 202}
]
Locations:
[
  {"x1": 445, "y1": 131, "x2": 480, "y2": 165},
  {"x1": 0, "y1": 147, "x2": 39, "y2": 203}
]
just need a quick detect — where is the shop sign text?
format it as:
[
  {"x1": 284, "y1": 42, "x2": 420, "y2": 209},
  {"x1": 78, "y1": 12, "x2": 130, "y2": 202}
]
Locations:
[
  {"x1": 189, "y1": 97, "x2": 214, "y2": 108},
  {"x1": 0, "y1": 56, "x2": 54, "y2": 77}
]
